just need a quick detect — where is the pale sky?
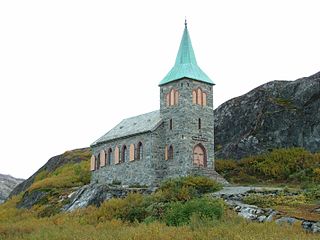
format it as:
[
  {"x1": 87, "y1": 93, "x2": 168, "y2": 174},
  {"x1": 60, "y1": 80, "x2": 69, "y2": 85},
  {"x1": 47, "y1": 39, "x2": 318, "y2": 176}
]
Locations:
[{"x1": 1, "y1": 0, "x2": 319, "y2": 179}]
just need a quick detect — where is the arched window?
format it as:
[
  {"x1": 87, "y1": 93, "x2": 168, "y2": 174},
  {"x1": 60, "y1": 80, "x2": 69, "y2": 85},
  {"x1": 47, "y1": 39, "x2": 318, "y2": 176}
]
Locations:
[
  {"x1": 192, "y1": 90, "x2": 197, "y2": 104},
  {"x1": 193, "y1": 144, "x2": 207, "y2": 167},
  {"x1": 193, "y1": 88, "x2": 207, "y2": 106},
  {"x1": 169, "y1": 119, "x2": 173, "y2": 130},
  {"x1": 114, "y1": 146, "x2": 119, "y2": 164},
  {"x1": 166, "y1": 88, "x2": 179, "y2": 106},
  {"x1": 129, "y1": 144, "x2": 135, "y2": 161},
  {"x1": 107, "y1": 148, "x2": 112, "y2": 165},
  {"x1": 175, "y1": 90, "x2": 179, "y2": 105},
  {"x1": 100, "y1": 150, "x2": 106, "y2": 167},
  {"x1": 121, "y1": 145, "x2": 127, "y2": 163},
  {"x1": 202, "y1": 92, "x2": 207, "y2": 106},
  {"x1": 198, "y1": 118, "x2": 201, "y2": 130},
  {"x1": 90, "y1": 155, "x2": 96, "y2": 171},
  {"x1": 170, "y1": 89, "x2": 175, "y2": 106},
  {"x1": 137, "y1": 142, "x2": 143, "y2": 160},
  {"x1": 168, "y1": 145, "x2": 174, "y2": 160},
  {"x1": 197, "y1": 88, "x2": 202, "y2": 105}
]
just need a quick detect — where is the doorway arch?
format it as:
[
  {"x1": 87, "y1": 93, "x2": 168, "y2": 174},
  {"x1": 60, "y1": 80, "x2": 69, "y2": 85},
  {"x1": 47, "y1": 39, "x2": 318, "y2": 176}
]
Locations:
[{"x1": 193, "y1": 144, "x2": 207, "y2": 167}]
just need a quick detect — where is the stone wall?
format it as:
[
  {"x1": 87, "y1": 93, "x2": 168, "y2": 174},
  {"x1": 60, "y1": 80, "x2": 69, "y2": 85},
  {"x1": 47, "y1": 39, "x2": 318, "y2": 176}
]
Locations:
[
  {"x1": 159, "y1": 78, "x2": 215, "y2": 179},
  {"x1": 91, "y1": 77, "x2": 223, "y2": 186},
  {"x1": 91, "y1": 132, "x2": 160, "y2": 186}
]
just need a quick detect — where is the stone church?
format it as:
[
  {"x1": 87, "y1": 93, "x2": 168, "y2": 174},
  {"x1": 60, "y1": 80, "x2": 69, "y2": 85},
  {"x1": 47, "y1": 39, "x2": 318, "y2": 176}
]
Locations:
[{"x1": 90, "y1": 22, "x2": 226, "y2": 186}]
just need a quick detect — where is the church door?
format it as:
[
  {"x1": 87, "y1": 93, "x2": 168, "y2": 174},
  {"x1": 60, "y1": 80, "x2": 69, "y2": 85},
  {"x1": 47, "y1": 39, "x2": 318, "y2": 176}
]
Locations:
[{"x1": 193, "y1": 144, "x2": 207, "y2": 167}]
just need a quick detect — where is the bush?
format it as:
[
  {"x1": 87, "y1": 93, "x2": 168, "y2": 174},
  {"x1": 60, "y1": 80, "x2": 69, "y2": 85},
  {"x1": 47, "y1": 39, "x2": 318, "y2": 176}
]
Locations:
[
  {"x1": 153, "y1": 176, "x2": 222, "y2": 202},
  {"x1": 303, "y1": 185, "x2": 320, "y2": 202},
  {"x1": 243, "y1": 193, "x2": 307, "y2": 208},
  {"x1": 215, "y1": 148, "x2": 320, "y2": 185},
  {"x1": 163, "y1": 197, "x2": 224, "y2": 226},
  {"x1": 80, "y1": 193, "x2": 148, "y2": 224},
  {"x1": 28, "y1": 160, "x2": 90, "y2": 191}
]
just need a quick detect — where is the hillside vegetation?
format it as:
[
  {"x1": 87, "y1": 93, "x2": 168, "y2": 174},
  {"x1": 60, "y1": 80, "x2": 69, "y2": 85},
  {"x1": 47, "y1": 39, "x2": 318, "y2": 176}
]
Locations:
[
  {"x1": 0, "y1": 147, "x2": 319, "y2": 239},
  {"x1": 216, "y1": 148, "x2": 320, "y2": 223},
  {"x1": 215, "y1": 147, "x2": 320, "y2": 185}
]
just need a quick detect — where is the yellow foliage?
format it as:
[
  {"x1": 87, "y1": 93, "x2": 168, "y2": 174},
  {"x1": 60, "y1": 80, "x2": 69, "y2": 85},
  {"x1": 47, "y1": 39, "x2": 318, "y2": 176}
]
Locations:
[
  {"x1": 0, "y1": 193, "x2": 319, "y2": 239},
  {"x1": 28, "y1": 160, "x2": 90, "y2": 191},
  {"x1": 313, "y1": 168, "x2": 320, "y2": 182},
  {"x1": 216, "y1": 148, "x2": 320, "y2": 184}
]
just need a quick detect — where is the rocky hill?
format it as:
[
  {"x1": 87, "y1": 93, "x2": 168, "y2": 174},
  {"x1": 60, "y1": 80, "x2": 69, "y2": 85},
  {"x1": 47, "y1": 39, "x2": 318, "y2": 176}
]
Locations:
[
  {"x1": 0, "y1": 174, "x2": 23, "y2": 203},
  {"x1": 9, "y1": 148, "x2": 91, "y2": 197},
  {"x1": 214, "y1": 72, "x2": 320, "y2": 159}
]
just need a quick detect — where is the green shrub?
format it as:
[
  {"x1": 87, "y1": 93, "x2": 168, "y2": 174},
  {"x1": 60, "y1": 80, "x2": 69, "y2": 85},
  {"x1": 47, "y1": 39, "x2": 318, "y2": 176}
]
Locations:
[
  {"x1": 303, "y1": 185, "x2": 320, "y2": 202},
  {"x1": 34, "y1": 170, "x2": 49, "y2": 182},
  {"x1": 28, "y1": 160, "x2": 90, "y2": 191},
  {"x1": 154, "y1": 176, "x2": 222, "y2": 202},
  {"x1": 163, "y1": 197, "x2": 224, "y2": 226},
  {"x1": 243, "y1": 193, "x2": 307, "y2": 208},
  {"x1": 215, "y1": 148, "x2": 320, "y2": 185}
]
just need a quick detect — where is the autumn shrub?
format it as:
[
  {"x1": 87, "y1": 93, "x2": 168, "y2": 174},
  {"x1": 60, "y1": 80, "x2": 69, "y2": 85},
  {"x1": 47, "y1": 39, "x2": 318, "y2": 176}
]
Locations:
[
  {"x1": 153, "y1": 176, "x2": 222, "y2": 202},
  {"x1": 163, "y1": 197, "x2": 224, "y2": 226},
  {"x1": 303, "y1": 185, "x2": 320, "y2": 202},
  {"x1": 33, "y1": 170, "x2": 49, "y2": 182},
  {"x1": 28, "y1": 160, "x2": 90, "y2": 191},
  {"x1": 62, "y1": 148, "x2": 92, "y2": 161},
  {"x1": 214, "y1": 159, "x2": 237, "y2": 173},
  {"x1": 216, "y1": 148, "x2": 320, "y2": 184},
  {"x1": 243, "y1": 193, "x2": 308, "y2": 208}
]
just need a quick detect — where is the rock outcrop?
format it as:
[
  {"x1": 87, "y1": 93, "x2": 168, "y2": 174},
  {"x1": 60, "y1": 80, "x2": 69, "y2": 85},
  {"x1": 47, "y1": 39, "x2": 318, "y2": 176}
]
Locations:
[
  {"x1": 9, "y1": 148, "x2": 90, "y2": 197},
  {"x1": 63, "y1": 184, "x2": 155, "y2": 212},
  {"x1": 213, "y1": 186, "x2": 320, "y2": 233},
  {"x1": 0, "y1": 174, "x2": 23, "y2": 203},
  {"x1": 214, "y1": 72, "x2": 320, "y2": 159}
]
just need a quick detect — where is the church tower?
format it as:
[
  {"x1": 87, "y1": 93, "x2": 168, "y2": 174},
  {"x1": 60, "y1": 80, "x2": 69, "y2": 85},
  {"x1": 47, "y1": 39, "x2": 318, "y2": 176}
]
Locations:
[{"x1": 159, "y1": 21, "x2": 216, "y2": 178}]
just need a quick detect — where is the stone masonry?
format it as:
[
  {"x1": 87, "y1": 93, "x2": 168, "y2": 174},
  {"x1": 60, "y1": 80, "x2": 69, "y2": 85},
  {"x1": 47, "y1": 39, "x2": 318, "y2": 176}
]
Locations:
[{"x1": 90, "y1": 22, "x2": 227, "y2": 186}]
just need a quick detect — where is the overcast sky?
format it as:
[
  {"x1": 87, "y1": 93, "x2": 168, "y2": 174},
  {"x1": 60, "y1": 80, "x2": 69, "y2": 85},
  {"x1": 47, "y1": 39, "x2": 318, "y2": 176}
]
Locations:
[{"x1": 1, "y1": 0, "x2": 319, "y2": 179}]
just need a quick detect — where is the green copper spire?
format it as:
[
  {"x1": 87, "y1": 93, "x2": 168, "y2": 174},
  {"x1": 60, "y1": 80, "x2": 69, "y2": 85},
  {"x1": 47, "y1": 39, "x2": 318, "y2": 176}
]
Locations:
[{"x1": 159, "y1": 21, "x2": 214, "y2": 86}]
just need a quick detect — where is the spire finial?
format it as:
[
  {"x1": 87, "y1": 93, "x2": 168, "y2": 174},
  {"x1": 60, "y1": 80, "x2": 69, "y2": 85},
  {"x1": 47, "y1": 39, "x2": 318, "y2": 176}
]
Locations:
[{"x1": 184, "y1": 17, "x2": 187, "y2": 28}]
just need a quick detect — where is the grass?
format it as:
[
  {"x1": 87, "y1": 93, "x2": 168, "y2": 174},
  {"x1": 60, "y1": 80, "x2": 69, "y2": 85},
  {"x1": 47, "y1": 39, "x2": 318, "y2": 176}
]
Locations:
[
  {"x1": 0, "y1": 208, "x2": 318, "y2": 240},
  {"x1": 1, "y1": 147, "x2": 319, "y2": 239}
]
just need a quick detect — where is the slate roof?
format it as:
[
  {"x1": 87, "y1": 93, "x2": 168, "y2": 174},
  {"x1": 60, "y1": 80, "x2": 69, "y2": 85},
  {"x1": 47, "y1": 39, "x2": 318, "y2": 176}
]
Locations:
[
  {"x1": 91, "y1": 110, "x2": 161, "y2": 146},
  {"x1": 159, "y1": 22, "x2": 214, "y2": 86}
]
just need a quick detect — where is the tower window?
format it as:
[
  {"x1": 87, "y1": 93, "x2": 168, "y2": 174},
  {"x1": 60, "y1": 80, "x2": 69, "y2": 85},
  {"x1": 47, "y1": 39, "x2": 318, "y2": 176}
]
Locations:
[
  {"x1": 192, "y1": 88, "x2": 207, "y2": 106},
  {"x1": 169, "y1": 119, "x2": 173, "y2": 130},
  {"x1": 198, "y1": 118, "x2": 201, "y2": 129},
  {"x1": 197, "y1": 88, "x2": 202, "y2": 105},
  {"x1": 166, "y1": 88, "x2": 179, "y2": 106},
  {"x1": 170, "y1": 89, "x2": 175, "y2": 106},
  {"x1": 202, "y1": 92, "x2": 207, "y2": 106}
]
